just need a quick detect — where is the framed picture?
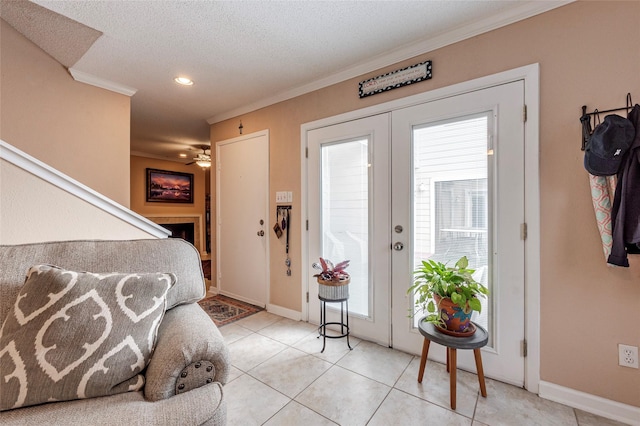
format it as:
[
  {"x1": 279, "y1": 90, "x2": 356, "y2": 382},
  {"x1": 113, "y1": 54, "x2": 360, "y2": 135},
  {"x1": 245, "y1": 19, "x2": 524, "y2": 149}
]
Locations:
[{"x1": 146, "y1": 168, "x2": 193, "y2": 203}]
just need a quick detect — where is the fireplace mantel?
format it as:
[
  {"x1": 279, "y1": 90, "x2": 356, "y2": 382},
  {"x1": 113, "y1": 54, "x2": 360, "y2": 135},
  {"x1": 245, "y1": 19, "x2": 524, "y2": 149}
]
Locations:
[{"x1": 145, "y1": 215, "x2": 204, "y2": 255}]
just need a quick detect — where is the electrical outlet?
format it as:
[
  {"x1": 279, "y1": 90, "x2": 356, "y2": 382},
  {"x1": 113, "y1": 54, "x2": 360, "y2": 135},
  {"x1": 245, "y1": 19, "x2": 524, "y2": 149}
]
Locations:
[{"x1": 618, "y1": 344, "x2": 639, "y2": 369}]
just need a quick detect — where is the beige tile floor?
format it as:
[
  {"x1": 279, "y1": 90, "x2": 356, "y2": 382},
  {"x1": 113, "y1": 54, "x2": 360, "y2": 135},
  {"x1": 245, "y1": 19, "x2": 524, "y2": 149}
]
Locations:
[{"x1": 221, "y1": 311, "x2": 626, "y2": 426}]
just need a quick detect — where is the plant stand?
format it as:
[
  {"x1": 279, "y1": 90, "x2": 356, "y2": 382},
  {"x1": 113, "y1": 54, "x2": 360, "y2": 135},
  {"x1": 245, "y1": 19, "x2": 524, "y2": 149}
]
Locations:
[
  {"x1": 317, "y1": 278, "x2": 352, "y2": 353},
  {"x1": 417, "y1": 320, "x2": 488, "y2": 410}
]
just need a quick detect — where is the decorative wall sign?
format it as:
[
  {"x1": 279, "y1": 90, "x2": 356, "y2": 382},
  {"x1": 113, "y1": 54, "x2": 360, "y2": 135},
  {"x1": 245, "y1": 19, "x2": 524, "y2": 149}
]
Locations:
[{"x1": 359, "y1": 60, "x2": 432, "y2": 98}]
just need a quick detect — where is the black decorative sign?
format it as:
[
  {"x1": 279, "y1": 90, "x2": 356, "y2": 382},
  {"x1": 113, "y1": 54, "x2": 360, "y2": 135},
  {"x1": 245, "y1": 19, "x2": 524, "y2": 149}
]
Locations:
[{"x1": 359, "y1": 60, "x2": 432, "y2": 98}]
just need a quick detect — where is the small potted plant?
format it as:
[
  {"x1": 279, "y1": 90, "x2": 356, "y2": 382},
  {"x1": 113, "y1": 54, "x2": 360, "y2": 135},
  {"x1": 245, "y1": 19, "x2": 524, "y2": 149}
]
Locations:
[
  {"x1": 408, "y1": 256, "x2": 488, "y2": 336},
  {"x1": 312, "y1": 258, "x2": 350, "y2": 300}
]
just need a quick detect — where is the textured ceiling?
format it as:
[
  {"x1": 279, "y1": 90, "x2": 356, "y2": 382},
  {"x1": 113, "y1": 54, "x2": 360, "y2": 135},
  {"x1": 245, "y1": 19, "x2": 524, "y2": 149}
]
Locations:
[
  {"x1": 4, "y1": 1, "x2": 570, "y2": 161},
  {"x1": 0, "y1": 0, "x2": 100, "y2": 67}
]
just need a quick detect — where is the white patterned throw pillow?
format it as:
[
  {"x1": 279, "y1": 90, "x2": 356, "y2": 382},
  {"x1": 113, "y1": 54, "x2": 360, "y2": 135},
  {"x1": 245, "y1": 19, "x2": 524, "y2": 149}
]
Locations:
[{"x1": 0, "y1": 264, "x2": 175, "y2": 411}]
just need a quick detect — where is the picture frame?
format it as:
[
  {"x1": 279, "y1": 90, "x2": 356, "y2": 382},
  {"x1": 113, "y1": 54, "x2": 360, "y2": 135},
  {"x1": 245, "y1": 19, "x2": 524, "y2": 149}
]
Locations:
[{"x1": 146, "y1": 168, "x2": 194, "y2": 203}]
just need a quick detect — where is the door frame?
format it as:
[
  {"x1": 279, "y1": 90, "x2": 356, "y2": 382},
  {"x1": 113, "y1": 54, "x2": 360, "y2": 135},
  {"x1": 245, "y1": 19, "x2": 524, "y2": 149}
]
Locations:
[
  {"x1": 301, "y1": 64, "x2": 540, "y2": 392},
  {"x1": 215, "y1": 129, "x2": 270, "y2": 307}
]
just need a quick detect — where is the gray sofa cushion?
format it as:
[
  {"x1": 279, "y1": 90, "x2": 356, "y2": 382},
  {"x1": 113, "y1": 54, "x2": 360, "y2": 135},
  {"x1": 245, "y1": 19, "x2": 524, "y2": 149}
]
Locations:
[
  {"x1": 0, "y1": 385, "x2": 225, "y2": 425},
  {"x1": 0, "y1": 239, "x2": 206, "y2": 325},
  {"x1": 0, "y1": 264, "x2": 174, "y2": 411}
]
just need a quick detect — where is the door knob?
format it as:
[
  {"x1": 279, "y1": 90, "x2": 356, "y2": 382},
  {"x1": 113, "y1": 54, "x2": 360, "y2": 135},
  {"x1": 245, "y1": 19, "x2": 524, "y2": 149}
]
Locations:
[
  {"x1": 393, "y1": 242, "x2": 404, "y2": 251},
  {"x1": 257, "y1": 230, "x2": 265, "y2": 236}
]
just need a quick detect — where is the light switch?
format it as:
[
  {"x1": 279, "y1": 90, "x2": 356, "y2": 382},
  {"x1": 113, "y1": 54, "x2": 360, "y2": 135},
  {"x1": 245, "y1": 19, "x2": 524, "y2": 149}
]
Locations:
[
  {"x1": 276, "y1": 191, "x2": 293, "y2": 203},
  {"x1": 276, "y1": 192, "x2": 287, "y2": 203}
]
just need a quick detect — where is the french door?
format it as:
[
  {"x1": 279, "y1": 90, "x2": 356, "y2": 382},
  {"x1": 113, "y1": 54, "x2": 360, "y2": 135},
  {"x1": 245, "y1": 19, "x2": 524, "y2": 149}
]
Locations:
[
  {"x1": 307, "y1": 115, "x2": 391, "y2": 345},
  {"x1": 306, "y1": 81, "x2": 525, "y2": 385},
  {"x1": 391, "y1": 82, "x2": 525, "y2": 386}
]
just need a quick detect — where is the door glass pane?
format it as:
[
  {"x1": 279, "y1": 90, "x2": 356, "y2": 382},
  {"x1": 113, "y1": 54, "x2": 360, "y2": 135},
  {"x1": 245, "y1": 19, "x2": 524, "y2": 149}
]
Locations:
[
  {"x1": 321, "y1": 139, "x2": 369, "y2": 317},
  {"x1": 412, "y1": 114, "x2": 492, "y2": 332}
]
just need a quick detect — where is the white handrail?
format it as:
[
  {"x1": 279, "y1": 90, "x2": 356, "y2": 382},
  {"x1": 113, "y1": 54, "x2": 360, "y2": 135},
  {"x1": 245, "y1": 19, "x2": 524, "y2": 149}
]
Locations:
[{"x1": 0, "y1": 139, "x2": 170, "y2": 239}]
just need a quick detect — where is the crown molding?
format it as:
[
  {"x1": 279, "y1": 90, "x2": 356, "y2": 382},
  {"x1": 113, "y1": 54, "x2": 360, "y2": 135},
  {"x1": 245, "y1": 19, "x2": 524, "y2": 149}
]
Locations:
[
  {"x1": 207, "y1": 0, "x2": 573, "y2": 124},
  {"x1": 69, "y1": 67, "x2": 137, "y2": 96},
  {"x1": 1, "y1": 140, "x2": 168, "y2": 238}
]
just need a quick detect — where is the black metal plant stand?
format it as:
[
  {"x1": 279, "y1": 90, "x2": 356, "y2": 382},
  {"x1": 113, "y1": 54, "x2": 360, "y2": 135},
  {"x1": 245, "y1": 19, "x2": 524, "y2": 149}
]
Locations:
[{"x1": 317, "y1": 294, "x2": 352, "y2": 353}]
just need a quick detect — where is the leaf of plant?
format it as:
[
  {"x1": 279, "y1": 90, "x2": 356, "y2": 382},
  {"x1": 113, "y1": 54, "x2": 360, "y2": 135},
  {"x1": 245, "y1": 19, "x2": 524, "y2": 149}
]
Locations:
[
  {"x1": 450, "y1": 293, "x2": 462, "y2": 305},
  {"x1": 469, "y1": 297, "x2": 482, "y2": 313},
  {"x1": 319, "y1": 258, "x2": 328, "y2": 272},
  {"x1": 456, "y1": 256, "x2": 469, "y2": 269},
  {"x1": 334, "y1": 260, "x2": 350, "y2": 272}
]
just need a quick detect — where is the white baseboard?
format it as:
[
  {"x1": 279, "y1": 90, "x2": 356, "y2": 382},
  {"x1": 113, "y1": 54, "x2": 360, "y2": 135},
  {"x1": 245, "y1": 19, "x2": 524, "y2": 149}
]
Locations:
[
  {"x1": 539, "y1": 381, "x2": 639, "y2": 426},
  {"x1": 206, "y1": 283, "x2": 218, "y2": 297},
  {"x1": 266, "y1": 303, "x2": 301, "y2": 321}
]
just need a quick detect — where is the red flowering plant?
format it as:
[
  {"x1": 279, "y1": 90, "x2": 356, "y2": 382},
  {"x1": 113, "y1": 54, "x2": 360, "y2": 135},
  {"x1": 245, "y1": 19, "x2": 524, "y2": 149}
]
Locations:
[{"x1": 312, "y1": 258, "x2": 350, "y2": 283}]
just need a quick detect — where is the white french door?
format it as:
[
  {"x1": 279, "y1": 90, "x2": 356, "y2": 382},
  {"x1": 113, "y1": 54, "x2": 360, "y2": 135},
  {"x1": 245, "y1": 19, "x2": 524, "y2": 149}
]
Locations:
[
  {"x1": 391, "y1": 81, "x2": 525, "y2": 386},
  {"x1": 307, "y1": 115, "x2": 391, "y2": 346},
  {"x1": 306, "y1": 80, "x2": 526, "y2": 385}
]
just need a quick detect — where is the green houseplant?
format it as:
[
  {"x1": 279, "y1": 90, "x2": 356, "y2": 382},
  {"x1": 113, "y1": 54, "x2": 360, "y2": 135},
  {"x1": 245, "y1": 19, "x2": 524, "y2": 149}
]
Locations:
[{"x1": 408, "y1": 256, "x2": 488, "y2": 335}]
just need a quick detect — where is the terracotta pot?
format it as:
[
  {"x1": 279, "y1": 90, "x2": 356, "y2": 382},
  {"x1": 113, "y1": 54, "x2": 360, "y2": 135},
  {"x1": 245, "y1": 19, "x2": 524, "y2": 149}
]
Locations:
[{"x1": 434, "y1": 294, "x2": 475, "y2": 335}]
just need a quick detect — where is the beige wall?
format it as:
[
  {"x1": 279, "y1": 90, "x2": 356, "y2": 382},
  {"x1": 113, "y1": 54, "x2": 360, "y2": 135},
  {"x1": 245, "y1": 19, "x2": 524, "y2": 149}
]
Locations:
[
  {"x1": 0, "y1": 19, "x2": 131, "y2": 207},
  {"x1": 0, "y1": 159, "x2": 156, "y2": 244},
  {"x1": 130, "y1": 155, "x2": 208, "y2": 253},
  {"x1": 211, "y1": 1, "x2": 640, "y2": 406}
]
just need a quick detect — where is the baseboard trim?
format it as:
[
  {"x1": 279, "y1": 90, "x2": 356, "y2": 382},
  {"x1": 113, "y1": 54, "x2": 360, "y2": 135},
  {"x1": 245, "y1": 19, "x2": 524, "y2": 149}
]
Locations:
[
  {"x1": 205, "y1": 283, "x2": 217, "y2": 297},
  {"x1": 266, "y1": 303, "x2": 301, "y2": 321},
  {"x1": 538, "y1": 381, "x2": 639, "y2": 426}
]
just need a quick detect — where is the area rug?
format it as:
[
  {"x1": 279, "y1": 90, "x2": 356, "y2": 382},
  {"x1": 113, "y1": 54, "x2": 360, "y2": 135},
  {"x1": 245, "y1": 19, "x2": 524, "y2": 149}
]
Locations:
[{"x1": 198, "y1": 294, "x2": 263, "y2": 327}]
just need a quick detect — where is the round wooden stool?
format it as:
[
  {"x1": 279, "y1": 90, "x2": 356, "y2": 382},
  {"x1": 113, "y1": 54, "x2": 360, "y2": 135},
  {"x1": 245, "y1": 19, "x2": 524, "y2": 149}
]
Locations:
[{"x1": 417, "y1": 320, "x2": 488, "y2": 410}]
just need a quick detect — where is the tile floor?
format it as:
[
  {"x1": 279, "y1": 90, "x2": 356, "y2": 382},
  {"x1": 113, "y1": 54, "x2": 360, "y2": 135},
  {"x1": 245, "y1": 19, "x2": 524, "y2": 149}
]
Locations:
[{"x1": 221, "y1": 311, "x2": 626, "y2": 426}]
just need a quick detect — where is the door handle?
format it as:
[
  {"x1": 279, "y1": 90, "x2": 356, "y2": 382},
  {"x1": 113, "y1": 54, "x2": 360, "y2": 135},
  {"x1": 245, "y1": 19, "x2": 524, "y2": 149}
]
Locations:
[
  {"x1": 257, "y1": 230, "x2": 265, "y2": 236},
  {"x1": 393, "y1": 242, "x2": 404, "y2": 251}
]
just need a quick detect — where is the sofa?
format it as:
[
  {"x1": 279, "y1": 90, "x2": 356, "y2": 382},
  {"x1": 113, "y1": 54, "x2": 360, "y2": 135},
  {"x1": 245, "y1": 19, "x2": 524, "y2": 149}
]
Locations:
[{"x1": 0, "y1": 239, "x2": 229, "y2": 425}]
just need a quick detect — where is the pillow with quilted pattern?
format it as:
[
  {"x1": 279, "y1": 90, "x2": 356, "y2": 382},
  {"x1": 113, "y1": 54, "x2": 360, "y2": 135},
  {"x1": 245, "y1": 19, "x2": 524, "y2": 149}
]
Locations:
[{"x1": 0, "y1": 264, "x2": 175, "y2": 411}]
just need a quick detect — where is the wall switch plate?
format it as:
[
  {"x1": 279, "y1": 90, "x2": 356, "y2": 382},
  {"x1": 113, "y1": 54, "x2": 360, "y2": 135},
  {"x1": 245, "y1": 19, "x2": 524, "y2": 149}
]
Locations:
[
  {"x1": 276, "y1": 191, "x2": 292, "y2": 203},
  {"x1": 618, "y1": 344, "x2": 639, "y2": 368},
  {"x1": 276, "y1": 191, "x2": 287, "y2": 203}
]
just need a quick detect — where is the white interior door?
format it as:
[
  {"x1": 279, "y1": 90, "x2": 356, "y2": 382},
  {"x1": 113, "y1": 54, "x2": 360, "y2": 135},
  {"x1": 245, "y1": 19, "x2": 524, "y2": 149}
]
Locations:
[
  {"x1": 391, "y1": 81, "x2": 526, "y2": 386},
  {"x1": 307, "y1": 114, "x2": 391, "y2": 346},
  {"x1": 216, "y1": 130, "x2": 269, "y2": 307}
]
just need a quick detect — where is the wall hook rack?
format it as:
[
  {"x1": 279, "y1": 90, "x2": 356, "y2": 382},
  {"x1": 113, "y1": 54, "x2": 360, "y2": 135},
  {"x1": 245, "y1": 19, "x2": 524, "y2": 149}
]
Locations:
[
  {"x1": 276, "y1": 205, "x2": 292, "y2": 215},
  {"x1": 580, "y1": 93, "x2": 634, "y2": 150},
  {"x1": 276, "y1": 205, "x2": 292, "y2": 276}
]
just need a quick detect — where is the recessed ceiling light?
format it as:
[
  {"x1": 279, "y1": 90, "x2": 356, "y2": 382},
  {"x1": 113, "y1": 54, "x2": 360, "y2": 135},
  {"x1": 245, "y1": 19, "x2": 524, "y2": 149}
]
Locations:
[
  {"x1": 174, "y1": 76, "x2": 193, "y2": 86},
  {"x1": 179, "y1": 153, "x2": 187, "y2": 158}
]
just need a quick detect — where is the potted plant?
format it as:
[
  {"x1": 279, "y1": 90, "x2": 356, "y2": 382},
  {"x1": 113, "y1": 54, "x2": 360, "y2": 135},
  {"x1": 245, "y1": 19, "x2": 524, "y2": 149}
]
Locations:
[
  {"x1": 408, "y1": 256, "x2": 488, "y2": 336},
  {"x1": 312, "y1": 258, "x2": 350, "y2": 300}
]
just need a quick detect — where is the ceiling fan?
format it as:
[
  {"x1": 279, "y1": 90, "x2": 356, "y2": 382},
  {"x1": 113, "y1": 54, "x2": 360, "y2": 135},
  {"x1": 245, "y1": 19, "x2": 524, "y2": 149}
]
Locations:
[{"x1": 186, "y1": 145, "x2": 211, "y2": 168}]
